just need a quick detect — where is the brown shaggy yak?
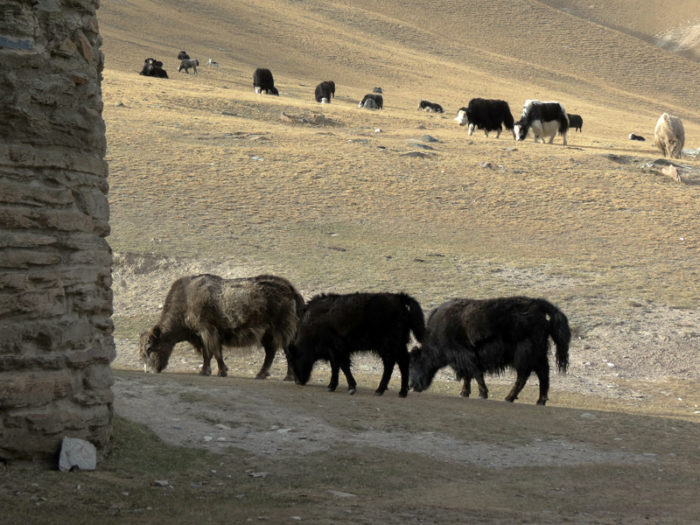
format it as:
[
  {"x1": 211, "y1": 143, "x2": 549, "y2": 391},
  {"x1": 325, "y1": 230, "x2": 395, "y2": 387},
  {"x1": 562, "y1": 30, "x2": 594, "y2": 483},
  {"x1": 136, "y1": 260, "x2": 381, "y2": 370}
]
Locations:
[{"x1": 139, "y1": 274, "x2": 304, "y2": 379}]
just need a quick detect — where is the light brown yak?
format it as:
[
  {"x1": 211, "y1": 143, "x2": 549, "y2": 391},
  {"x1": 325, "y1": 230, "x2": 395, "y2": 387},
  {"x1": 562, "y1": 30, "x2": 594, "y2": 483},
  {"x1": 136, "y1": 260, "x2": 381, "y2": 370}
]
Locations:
[
  {"x1": 654, "y1": 113, "x2": 685, "y2": 159},
  {"x1": 139, "y1": 274, "x2": 304, "y2": 380}
]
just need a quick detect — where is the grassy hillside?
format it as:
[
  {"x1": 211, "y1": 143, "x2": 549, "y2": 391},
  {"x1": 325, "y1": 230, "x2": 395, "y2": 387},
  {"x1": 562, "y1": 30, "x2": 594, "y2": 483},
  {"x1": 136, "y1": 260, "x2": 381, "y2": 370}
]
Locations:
[{"x1": 99, "y1": 0, "x2": 700, "y2": 121}]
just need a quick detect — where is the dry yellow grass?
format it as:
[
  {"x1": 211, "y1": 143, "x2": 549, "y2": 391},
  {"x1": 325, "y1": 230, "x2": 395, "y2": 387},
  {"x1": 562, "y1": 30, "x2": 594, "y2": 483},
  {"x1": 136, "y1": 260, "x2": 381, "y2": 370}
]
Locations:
[{"x1": 7, "y1": 1, "x2": 697, "y2": 523}]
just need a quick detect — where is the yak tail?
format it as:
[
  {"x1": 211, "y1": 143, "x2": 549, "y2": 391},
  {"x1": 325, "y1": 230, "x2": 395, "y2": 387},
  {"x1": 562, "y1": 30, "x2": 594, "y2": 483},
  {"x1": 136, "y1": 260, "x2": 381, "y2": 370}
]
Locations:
[
  {"x1": 541, "y1": 300, "x2": 571, "y2": 373},
  {"x1": 400, "y1": 294, "x2": 426, "y2": 343}
]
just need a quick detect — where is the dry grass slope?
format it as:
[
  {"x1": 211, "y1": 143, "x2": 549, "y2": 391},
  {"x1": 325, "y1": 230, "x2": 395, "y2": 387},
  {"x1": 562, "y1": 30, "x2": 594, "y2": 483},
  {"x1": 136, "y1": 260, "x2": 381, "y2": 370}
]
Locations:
[{"x1": 6, "y1": 1, "x2": 695, "y2": 523}]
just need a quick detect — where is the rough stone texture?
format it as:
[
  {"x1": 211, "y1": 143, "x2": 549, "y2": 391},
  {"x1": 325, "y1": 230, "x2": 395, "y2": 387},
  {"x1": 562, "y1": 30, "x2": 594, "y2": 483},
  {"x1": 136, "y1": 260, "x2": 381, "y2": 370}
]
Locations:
[
  {"x1": 58, "y1": 436, "x2": 97, "y2": 471},
  {"x1": 0, "y1": 0, "x2": 114, "y2": 461}
]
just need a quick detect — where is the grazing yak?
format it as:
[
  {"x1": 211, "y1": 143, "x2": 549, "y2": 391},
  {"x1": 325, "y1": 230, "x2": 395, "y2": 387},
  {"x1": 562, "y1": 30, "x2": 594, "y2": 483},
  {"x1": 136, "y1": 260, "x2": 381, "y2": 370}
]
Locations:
[
  {"x1": 514, "y1": 100, "x2": 569, "y2": 145},
  {"x1": 178, "y1": 58, "x2": 199, "y2": 75},
  {"x1": 139, "y1": 58, "x2": 168, "y2": 78},
  {"x1": 359, "y1": 93, "x2": 383, "y2": 110},
  {"x1": 288, "y1": 292, "x2": 425, "y2": 397},
  {"x1": 653, "y1": 113, "x2": 685, "y2": 159},
  {"x1": 139, "y1": 274, "x2": 304, "y2": 380},
  {"x1": 253, "y1": 68, "x2": 279, "y2": 95},
  {"x1": 315, "y1": 80, "x2": 336, "y2": 103},
  {"x1": 455, "y1": 98, "x2": 515, "y2": 138},
  {"x1": 409, "y1": 296, "x2": 571, "y2": 405},
  {"x1": 568, "y1": 113, "x2": 583, "y2": 132},
  {"x1": 418, "y1": 100, "x2": 445, "y2": 113}
]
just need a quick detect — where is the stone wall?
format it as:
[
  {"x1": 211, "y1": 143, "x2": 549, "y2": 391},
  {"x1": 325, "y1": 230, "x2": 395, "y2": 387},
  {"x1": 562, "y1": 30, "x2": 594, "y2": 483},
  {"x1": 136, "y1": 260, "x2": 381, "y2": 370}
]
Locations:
[{"x1": 0, "y1": 0, "x2": 114, "y2": 461}]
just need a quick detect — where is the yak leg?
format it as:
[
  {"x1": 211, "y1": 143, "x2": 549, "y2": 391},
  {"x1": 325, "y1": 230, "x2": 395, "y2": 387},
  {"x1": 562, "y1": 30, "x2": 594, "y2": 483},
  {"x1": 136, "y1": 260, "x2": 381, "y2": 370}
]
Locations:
[
  {"x1": 473, "y1": 371, "x2": 489, "y2": 399},
  {"x1": 282, "y1": 347, "x2": 296, "y2": 382},
  {"x1": 505, "y1": 371, "x2": 530, "y2": 402},
  {"x1": 375, "y1": 353, "x2": 396, "y2": 396},
  {"x1": 256, "y1": 331, "x2": 276, "y2": 379},
  {"x1": 534, "y1": 360, "x2": 550, "y2": 406},
  {"x1": 458, "y1": 372, "x2": 472, "y2": 397},
  {"x1": 327, "y1": 358, "x2": 340, "y2": 392},
  {"x1": 338, "y1": 357, "x2": 357, "y2": 395},
  {"x1": 200, "y1": 327, "x2": 226, "y2": 376},
  {"x1": 396, "y1": 350, "x2": 410, "y2": 398}
]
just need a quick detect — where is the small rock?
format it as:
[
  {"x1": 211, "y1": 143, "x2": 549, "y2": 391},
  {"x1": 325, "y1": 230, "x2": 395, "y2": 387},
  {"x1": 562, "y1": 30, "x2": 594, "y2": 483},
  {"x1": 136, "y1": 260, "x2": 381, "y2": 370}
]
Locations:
[
  {"x1": 422, "y1": 135, "x2": 439, "y2": 142},
  {"x1": 661, "y1": 165, "x2": 681, "y2": 182},
  {"x1": 58, "y1": 437, "x2": 96, "y2": 472},
  {"x1": 153, "y1": 480, "x2": 170, "y2": 487},
  {"x1": 248, "y1": 471, "x2": 268, "y2": 479}
]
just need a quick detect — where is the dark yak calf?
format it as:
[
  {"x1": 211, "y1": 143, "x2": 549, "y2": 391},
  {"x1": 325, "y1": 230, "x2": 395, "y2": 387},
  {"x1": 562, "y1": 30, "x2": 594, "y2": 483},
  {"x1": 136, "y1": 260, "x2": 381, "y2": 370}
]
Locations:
[
  {"x1": 139, "y1": 274, "x2": 304, "y2": 380},
  {"x1": 288, "y1": 292, "x2": 425, "y2": 397},
  {"x1": 410, "y1": 296, "x2": 570, "y2": 405}
]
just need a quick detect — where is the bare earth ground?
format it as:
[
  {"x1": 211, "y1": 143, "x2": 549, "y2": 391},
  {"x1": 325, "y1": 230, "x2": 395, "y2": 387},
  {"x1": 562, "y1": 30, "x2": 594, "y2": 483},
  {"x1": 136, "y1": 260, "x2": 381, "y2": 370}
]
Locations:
[{"x1": 3, "y1": 0, "x2": 700, "y2": 523}]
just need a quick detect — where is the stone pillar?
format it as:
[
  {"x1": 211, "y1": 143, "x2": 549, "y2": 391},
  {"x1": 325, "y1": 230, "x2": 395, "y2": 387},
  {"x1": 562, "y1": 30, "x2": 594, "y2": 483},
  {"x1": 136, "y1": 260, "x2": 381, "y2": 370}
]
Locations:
[{"x1": 0, "y1": 0, "x2": 114, "y2": 461}]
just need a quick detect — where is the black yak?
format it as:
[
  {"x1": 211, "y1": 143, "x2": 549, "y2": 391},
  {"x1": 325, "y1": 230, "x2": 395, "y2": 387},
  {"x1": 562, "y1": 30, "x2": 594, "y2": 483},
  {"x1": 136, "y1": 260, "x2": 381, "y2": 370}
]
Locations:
[
  {"x1": 418, "y1": 100, "x2": 445, "y2": 113},
  {"x1": 568, "y1": 113, "x2": 583, "y2": 132},
  {"x1": 409, "y1": 296, "x2": 570, "y2": 405},
  {"x1": 315, "y1": 80, "x2": 336, "y2": 103},
  {"x1": 455, "y1": 98, "x2": 515, "y2": 138},
  {"x1": 139, "y1": 274, "x2": 304, "y2": 380},
  {"x1": 253, "y1": 68, "x2": 278, "y2": 95},
  {"x1": 140, "y1": 58, "x2": 168, "y2": 78},
  {"x1": 288, "y1": 292, "x2": 425, "y2": 397}
]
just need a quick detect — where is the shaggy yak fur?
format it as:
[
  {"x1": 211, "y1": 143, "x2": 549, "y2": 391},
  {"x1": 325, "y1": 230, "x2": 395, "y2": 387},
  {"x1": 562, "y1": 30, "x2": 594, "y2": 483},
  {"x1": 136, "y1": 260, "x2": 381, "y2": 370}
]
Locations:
[
  {"x1": 409, "y1": 296, "x2": 570, "y2": 405},
  {"x1": 653, "y1": 112, "x2": 685, "y2": 159},
  {"x1": 139, "y1": 274, "x2": 304, "y2": 380},
  {"x1": 253, "y1": 67, "x2": 278, "y2": 95},
  {"x1": 288, "y1": 292, "x2": 425, "y2": 397},
  {"x1": 315, "y1": 80, "x2": 336, "y2": 103}
]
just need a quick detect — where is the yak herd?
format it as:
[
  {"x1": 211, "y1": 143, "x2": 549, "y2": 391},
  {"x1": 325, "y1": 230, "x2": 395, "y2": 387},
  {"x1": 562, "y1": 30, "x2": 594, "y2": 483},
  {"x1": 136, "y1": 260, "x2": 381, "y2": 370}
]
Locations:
[
  {"x1": 138, "y1": 55, "x2": 687, "y2": 158},
  {"x1": 139, "y1": 274, "x2": 571, "y2": 406}
]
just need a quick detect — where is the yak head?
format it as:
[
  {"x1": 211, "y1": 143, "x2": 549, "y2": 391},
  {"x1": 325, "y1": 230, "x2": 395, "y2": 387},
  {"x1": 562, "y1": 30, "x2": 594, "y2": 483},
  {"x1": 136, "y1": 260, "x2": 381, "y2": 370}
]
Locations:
[
  {"x1": 286, "y1": 341, "x2": 315, "y2": 386},
  {"x1": 139, "y1": 326, "x2": 173, "y2": 373},
  {"x1": 513, "y1": 119, "x2": 529, "y2": 141},
  {"x1": 408, "y1": 345, "x2": 438, "y2": 392}
]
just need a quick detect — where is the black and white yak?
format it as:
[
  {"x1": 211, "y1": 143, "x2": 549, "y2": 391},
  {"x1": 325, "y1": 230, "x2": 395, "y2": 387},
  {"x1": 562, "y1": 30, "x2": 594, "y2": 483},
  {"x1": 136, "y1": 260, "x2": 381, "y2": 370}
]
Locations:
[
  {"x1": 140, "y1": 58, "x2": 168, "y2": 78},
  {"x1": 454, "y1": 98, "x2": 515, "y2": 138},
  {"x1": 409, "y1": 296, "x2": 570, "y2": 405},
  {"x1": 359, "y1": 93, "x2": 383, "y2": 110},
  {"x1": 253, "y1": 68, "x2": 279, "y2": 95},
  {"x1": 315, "y1": 81, "x2": 336, "y2": 103},
  {"x1": 288, "y1": 292, "x2": 425, "y2": 397},
  {"x1": 514, "y1": 100, "x2": 569, "y2": 145},
  {"x1": 418, "y1": 100, "x2": 445, "y2": 113},
  {"x1": 178, "y1": 58, "x2": 199, "y2": 75},
  {"x1": 568, "y1": 113, "x2": 583, "y2": 132},
  {"x1": 139, "y1": 274, "x2": 304, "y2": 380}
]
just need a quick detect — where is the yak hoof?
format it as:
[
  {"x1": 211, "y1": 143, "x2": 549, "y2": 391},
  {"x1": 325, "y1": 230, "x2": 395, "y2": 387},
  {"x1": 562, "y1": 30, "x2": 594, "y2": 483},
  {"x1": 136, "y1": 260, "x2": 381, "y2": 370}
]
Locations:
[
  {"x1": 199, "y1": 368, "x2": 212, "y2": 376},
  {"x1": 374, "y1": 390, "x2": 385, "y2": 396},
  {"x1": 283, "y1": 375, "x2": 295, "y2": 382},
  {"x1": 347, "y1": 387, "x2": 356, "y2": 395},
  {"x1": 399, "y1": 390, "x2": 408, "y2": 398},
  {"x1": 217, "y1": 369, "x2": 228, "y2": 377},
  {"x1": 536, "y1": 399, "x2": 548, "y2": 406},
  {"x1": 255, "y1": 371, "x2": 270, "y2": 380}
]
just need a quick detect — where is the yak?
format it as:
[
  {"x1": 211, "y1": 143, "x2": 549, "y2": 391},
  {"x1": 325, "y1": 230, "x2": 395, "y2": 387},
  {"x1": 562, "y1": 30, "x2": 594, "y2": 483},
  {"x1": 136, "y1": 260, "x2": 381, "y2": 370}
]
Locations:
[
  {"x1": 288, "y1": 292, "x2": 425, "y2": 397},
  {"x1": 315, "y1": 80, "x2": 336, "y2": 103},
  {"x1": 410, "y1": 296, "x2": 570, "y2": 405},
  {"x1": 253, "y1": 68, "x2": 278, "y2": 95},
  {"x1": 139, "y1": 274, "x2": 304, "y2": 380}
]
